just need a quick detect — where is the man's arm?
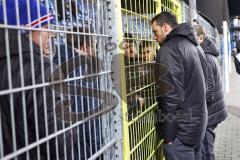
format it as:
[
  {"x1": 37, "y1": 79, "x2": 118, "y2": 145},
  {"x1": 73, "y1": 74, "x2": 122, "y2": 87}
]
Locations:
[{"x1": 234, "y1": 54, "x2": 240, "y2": 75}]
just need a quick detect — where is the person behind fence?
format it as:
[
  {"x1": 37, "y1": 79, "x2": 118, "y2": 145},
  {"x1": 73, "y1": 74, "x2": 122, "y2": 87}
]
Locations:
[
  {"x1": 139, "y1": 40, "x2": 156, "y2": 62},
  {"x1": 194, "y1": 24, "x2": 228, "y2": 160},
  {"x1": 123, "y1": 33, "x2": 145, "y2": 120},
  {"x1": 151, "y1": 11, "x2": 207, "y2": 160},
  {"x1": 53, "y1": 27, "x2": 101, "y2": 159},
  {"x1": 124, "y1": 33, "x2": 138, "y2": 64},
  {"x1": 0, "y1": 0, "x2": 79, "y2": 159},
  {"x1": 138, "y1": 41, "x2": 156, "y2": 111}
]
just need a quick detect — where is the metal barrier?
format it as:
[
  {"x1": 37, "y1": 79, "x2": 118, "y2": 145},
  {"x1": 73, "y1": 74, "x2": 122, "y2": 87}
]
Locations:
[
  {"x1": 197, "y1": 14, "x2": 216, "y2": 42},
  {"x1": 0, "y1": 0, "x2": 120, "y2": 159},
  {"x1": 118, "y1": 0, "x2": 181, "y2": 160},
  {"x1": 160, "y1": 0, "x2": 182, "y2": 23},
  {"x1": 0, "y1": 0, "x2": 181, "y2": 160},
  {"x1": 181, "y1": 0, "x2": 190, "y2": 23},
  {"x1": 181, "y1": 0, "x2": 222, "y2": 51}
]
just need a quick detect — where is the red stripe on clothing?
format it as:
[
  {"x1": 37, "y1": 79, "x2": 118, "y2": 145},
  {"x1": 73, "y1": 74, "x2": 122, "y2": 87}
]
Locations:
[{"x1": 28, "y1": 14, "x2": 54, "y2": 27}]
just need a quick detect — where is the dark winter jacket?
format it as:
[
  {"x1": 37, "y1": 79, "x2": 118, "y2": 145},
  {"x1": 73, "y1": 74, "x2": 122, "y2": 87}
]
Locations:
[
  {"x1": 234, "y1": 40, "x2": 240, "y2": 74},
  {"x1": 200, "y1": 38, "x2": 228, "y2": 127},
  {"x1": 234, "y1": 55, "x2": 240, "y2": 74},
  {"x1": 156, "y1": 23, "x2": 207, "y2": 146},
  {"x1": 0, "y1": 29, "x2": 78, "y2": 159}
]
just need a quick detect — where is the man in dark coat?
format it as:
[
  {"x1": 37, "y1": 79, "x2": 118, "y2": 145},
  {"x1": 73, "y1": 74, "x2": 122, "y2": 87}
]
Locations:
[
  {"x1": 0, "y1": 0, "x2": 78, "y2": 159},
  {"x1": 233, "y1": 53, "x2": 240, "y2": 74},
  {"x1": 194, "y1": 24, "x2": 228, "y2": 160},
  {"x1": 151, "y1": 11, "x2": 207, "y2": 160},
  {"x1": 233, "y1": 39, "x2": 240, "y2": 74}
]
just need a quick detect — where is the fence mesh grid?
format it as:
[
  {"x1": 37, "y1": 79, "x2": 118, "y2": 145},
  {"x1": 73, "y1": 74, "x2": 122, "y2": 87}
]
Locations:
[
  {"x1": 120, "y1": 0, "x2": 181, "y2": 160},
  {"x1": 0, "y1": 0, "x2": 118, "y2": 159}
]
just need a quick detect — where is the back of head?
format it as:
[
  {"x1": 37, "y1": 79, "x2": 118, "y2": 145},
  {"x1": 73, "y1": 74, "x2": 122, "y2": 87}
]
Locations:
[
  {"x1": 194, "y1": 24, "x2": 206, "y2": 39},
  {"x1": 151, "y1": 11, "x2": 178, "y2": 28}
]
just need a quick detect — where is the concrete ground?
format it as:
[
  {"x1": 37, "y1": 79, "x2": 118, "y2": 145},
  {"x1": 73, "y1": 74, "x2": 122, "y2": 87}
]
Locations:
[
  {"x1": 215, "y1": 114, "x2": 240, "y2": 160},
  {"x1": 224, "y1": 58, "x2": 240, "y2": 116},
  {"x1": 214, "y1": 58, "x2": 240, "y2": 160}
]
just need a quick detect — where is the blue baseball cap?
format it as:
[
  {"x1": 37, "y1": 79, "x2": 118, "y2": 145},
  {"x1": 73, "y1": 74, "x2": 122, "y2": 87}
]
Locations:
[{"x1": 0, "y1": 0, "x2": 55, "y2": 28}]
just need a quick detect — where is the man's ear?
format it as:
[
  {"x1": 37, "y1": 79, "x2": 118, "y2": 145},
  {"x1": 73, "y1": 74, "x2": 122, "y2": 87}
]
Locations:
[
  {"x1": 199, "y1": 36, "x2": 204, "y2": 43},
  {"x1": 161, "y1": 23, "x2": 167, "y2": 32},
  {"x1": 162, "y1": 23, "x2": 171, "y2": 34}
]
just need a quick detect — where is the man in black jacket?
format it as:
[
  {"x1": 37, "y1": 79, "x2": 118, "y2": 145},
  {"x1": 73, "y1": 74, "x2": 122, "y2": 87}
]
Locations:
[
  {"x1": 194, "y1": 24, "x2": 228, "y2": 160},
  {"x1": 151, "y1": 11, "x2": 207, "y2": 160},
  {"x1": 233, "y1": 40, "x2": 240, "y2": 74},
  {"x1": 233, "y1": 53, "x2": 240, "y2": 74},
  {"x1": 0, "y1": 0, "x2": 78, "y2": 159}
]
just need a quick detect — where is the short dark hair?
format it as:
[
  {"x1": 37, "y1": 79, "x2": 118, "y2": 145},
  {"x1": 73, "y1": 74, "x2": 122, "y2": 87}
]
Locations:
[
  {"x1": 139, "y1": 41, "x2": 153, "y2": 52},
  {"x1": 66, "y1": 27, "x2": 93, "y2": 48},
  {"x1": 124, "y1": 33, "x2": 137, "y2": 45},
  {"x1": 151, "y1": 11, "x2": 178, "y2": 29}
]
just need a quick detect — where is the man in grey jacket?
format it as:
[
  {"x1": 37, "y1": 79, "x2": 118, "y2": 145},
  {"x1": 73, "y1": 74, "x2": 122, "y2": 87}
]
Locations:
[
  {"x1": 151, "y1": 11, "x2": 207, "y2": 160},
  {"x1": 194, "y1": 24, "x2": 228, "y2": 160}
]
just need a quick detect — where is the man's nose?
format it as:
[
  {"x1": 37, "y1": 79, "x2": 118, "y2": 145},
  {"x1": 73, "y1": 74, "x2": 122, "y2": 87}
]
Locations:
[{"x1": 153, "y1": 35, "x2": 157, "y2": 40}]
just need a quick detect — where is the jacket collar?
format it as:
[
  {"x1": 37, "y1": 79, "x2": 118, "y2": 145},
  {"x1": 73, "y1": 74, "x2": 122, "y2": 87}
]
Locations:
[{"x1": 0, "y1": 28, "x2": 41, "y2": 58}]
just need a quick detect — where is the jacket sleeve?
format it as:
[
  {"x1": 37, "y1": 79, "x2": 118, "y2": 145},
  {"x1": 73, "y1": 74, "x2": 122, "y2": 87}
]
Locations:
[
  {"x1": 234, "y1": 55, "x2": 240, "y2": 75},
  {"x1": 196, "y1": 46, "x2": 215, "y2": 104},
  {"x1": 205, "y1": 55, "x2": 215, "y2": 105},
  {"x1": 156, "y1": 46, "x2": 184, "y2": 142}
]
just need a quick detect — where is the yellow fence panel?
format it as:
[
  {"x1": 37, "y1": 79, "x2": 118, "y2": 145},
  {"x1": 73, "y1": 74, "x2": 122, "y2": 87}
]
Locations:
[{"x1": 117, "y1": 0, "x2": 182, "y2": 160}]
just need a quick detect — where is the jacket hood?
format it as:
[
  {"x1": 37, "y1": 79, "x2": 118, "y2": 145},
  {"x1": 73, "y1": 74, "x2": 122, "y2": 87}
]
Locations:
[
  {"x1": 0, "y1": 29, "x2": 40, "y2": 59},
  {"x1": 200, "y1": 38, "x2": 219, "y2": 57},
  {"x1": 165, "y1": 23, "x2": 198, "y2": 46}
]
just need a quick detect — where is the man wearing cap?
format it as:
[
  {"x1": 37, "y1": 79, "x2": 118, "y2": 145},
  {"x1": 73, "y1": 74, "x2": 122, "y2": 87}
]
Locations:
[{"x1": 0, "y1": 0, "x2": 78, "y2": 159}]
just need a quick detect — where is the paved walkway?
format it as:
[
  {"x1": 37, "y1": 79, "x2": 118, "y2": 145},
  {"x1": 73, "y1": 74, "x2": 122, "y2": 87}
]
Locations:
[
  {"x1": 215, "y1": 58, "x2": 240, "y2": 160},
  {"x1": 224, "y1": 58, "x2": 240, "y2": 116},
  {"x1": 215, "y1": 114, "x2": 240, "y2": 160}
]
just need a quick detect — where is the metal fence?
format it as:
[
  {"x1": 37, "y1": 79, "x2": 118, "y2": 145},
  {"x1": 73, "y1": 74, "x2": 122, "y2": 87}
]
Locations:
[
  {"x1": 181, "y1": 0, "x2": 220, "y2": 45},
  {"x1": 119, "y1": 0, "x2": 181, "y2": 160},
  {"x1": 0, "y1": 0, "x2": 181, "y2": 160},
  {"x1": 0, "y1": 0, "x2": 120, "y2": 159},
  {"x1": 181, "y1": 0, "x2": 190, "y2": 23},
  {"x1": 197, "y1": 14, "x2": 217, "y2": 42}
]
